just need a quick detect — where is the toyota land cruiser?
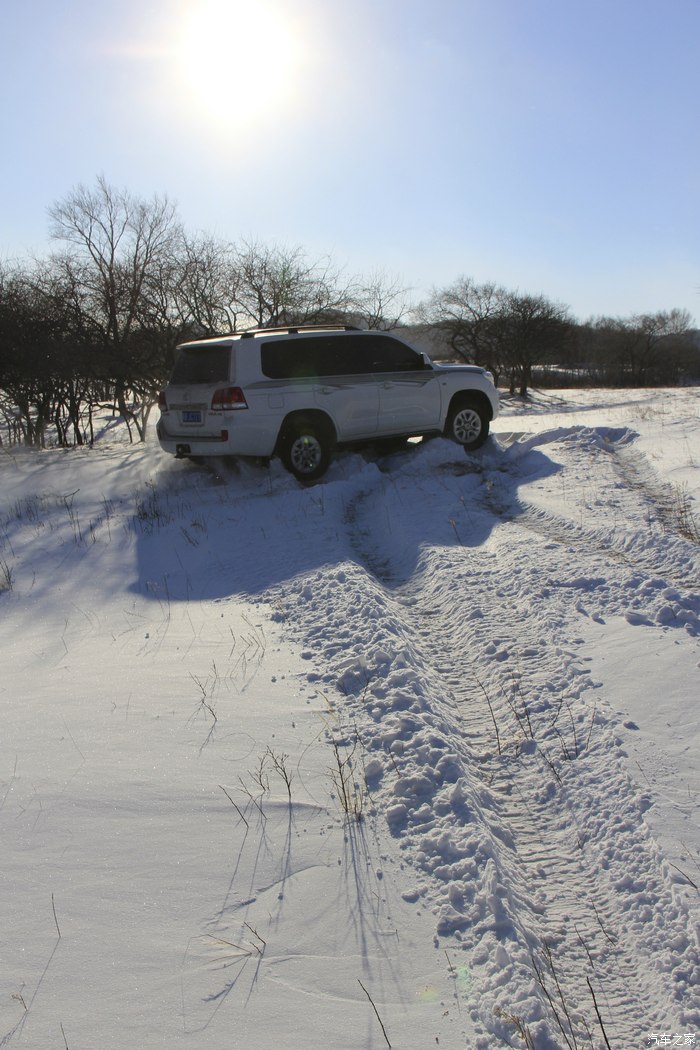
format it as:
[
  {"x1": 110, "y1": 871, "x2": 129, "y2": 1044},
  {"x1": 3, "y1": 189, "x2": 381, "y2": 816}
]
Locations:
[{"x1": 156, "y1": 325, "x2": 499, "y2": 480}]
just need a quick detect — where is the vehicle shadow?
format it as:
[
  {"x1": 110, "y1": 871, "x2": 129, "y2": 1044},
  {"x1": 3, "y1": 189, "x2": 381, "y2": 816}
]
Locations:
[{"x1": 131, "y1": 436, "x2": 563, "y2": 602}]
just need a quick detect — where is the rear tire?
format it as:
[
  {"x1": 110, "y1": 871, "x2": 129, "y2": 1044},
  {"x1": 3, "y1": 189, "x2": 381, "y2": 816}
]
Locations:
[
  {"x1": 445, "y1": 399, "x2": 489, "y2": 450},
  {"x1": 279, "y1": 422, "x2": 332, "y2": 481}
]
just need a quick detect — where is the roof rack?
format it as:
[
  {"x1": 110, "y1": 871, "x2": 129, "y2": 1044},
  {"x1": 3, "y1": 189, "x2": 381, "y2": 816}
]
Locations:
[{"x1": 239, "y1": 324, "x2": 362, "y2": 339}]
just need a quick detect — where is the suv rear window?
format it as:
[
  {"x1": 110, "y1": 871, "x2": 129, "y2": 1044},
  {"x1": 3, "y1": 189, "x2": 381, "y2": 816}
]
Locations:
[{"x1": 171, "y1": 345, "x2": 231, "y2": 384}]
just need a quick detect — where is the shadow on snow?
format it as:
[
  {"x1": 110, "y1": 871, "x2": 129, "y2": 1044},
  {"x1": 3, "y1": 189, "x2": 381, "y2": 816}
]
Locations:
[{"x1": 131, "y1": 434, "x2": 565, "y2": 602}]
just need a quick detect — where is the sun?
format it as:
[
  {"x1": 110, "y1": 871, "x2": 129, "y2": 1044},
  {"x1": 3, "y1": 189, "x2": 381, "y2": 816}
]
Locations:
[{"x1": 171, "y1": 0, "x2": 308, "y2": 138}]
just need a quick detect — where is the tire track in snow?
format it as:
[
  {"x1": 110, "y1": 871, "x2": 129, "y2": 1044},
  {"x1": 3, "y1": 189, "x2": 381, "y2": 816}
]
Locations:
[
  {"x1": 360, "y1": 545, "x2": 678, "y2": 1047},
  {"x1": 490, "y1": 427, "x2": 700, "y2": 596},
  {"x1": 487, "y1": 431, "x2": 700, "y2": 639},
  {"x1": 390, "y1": 526, "x2": 695, "y2": 1047},
  {"x1": 611, "y1": 437, "x2": 700, "y2": 545},
  {"x1": 271, "y1": 439, "x2": 699, "y2": 1047}
]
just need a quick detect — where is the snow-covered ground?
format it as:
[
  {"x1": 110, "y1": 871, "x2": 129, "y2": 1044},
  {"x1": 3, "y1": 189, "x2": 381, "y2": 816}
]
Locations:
[{"x1": 1, "y1": 388, "x2": 698, "y2": 1049}]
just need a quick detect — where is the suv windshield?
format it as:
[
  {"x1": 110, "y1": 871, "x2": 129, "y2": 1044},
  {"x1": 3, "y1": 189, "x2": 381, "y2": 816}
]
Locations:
[{"x1": 171, "y1": 345, "x2": 230, "y2": 384}]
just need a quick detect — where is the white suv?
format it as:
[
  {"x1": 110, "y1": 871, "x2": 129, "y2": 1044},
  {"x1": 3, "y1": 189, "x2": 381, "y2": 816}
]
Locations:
[{"x1": 157, "y1": 325, "x2": 499, "y2": 480}]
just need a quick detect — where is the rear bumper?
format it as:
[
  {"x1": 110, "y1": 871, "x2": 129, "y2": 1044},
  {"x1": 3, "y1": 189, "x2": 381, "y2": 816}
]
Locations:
[
  {"x1": 156, "y1": 417, "x2": 278, "y2": 459},
  {"x1": 157, "y1": 419, "x2": 233, "y2": 457}
]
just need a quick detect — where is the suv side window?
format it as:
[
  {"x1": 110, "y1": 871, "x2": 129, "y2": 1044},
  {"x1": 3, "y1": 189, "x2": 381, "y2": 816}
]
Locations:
[
  {"x1": 259, "y1": 333, "x2": 426, "y2": 380},
  {"x1": 362, "y1": 335, "x2": 425, "y2": 373},
  {"x1": 261, "y1": 336, "x2": 368, "y2": 379},
  {"x1": 261, "y1": 336, "x2": 325, "y2": 379}
]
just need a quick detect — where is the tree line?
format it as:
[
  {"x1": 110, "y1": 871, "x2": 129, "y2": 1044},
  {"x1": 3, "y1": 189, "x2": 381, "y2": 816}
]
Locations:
[
  {"x1": 1, "y1": 177, "x2": 698, "y2": 448},
  {"x1": 418, "y1": 277, "x2": 698, "y2": 396}
]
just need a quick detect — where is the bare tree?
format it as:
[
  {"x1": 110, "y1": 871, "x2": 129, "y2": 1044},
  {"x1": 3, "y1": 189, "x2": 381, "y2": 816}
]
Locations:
[
  {"x1": 503, "y1": 291, "x2": 573, "y2": 396},
  {"x1": 349, "y1": 269, "x2": 411, "y2": 329},
  {"x1": 636, "y1": 309, "x2": 694, "y2": 383},
  {"x1": 48, "y1": 175, "x2": 181, "y2": 439},
  {"x1": 589, "y1": 308, "x2": 695, "y2": 385},
  {"x1": 232, "y1": 240, "x2": 351, "y2": 328},
  {"x1": 417, "y1": 277, "x2": 510, "y2": 381},
  {"x1": 166, "y1": 231, "x2": 240, "y2": 336},
  {"x1": 0, "y1": 259, "x2": 101, "y2": 446},
  {"x1": 418, "y1": 277, "x2": 572, "y2": 395}
]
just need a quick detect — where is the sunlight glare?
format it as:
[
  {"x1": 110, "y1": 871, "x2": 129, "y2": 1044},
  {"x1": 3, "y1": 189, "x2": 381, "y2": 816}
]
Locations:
[{"x1": 172, "y1": 0, "x2": 308, "y2": 137}]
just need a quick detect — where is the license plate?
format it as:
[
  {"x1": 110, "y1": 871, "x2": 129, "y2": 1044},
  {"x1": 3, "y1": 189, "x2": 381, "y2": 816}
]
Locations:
[{"x1": 181, "y1": 410, "x2": 202, "y2": 424}]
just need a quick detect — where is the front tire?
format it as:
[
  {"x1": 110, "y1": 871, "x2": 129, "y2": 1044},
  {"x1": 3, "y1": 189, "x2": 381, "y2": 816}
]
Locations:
[
  {"x1": 279, "y1": 423, "x2": 332, "y2": 481},
  {"x1": 445, "y1": 399, "x2": 489, "y2": 451}
]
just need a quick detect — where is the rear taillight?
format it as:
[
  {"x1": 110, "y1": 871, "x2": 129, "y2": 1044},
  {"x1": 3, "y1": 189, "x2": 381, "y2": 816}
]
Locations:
[
  {"x1": 211, "y1": 386, "x2": 248, "y2": 410},
  {"x1": 158, "y1": 391, "x2": 167, "y2": 410}
]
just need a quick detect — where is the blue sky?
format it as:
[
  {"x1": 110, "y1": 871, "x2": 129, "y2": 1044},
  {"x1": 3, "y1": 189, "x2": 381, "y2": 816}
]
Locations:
[{"x1": 2, "y1": 0, "x2": 699, "y2": 322}]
